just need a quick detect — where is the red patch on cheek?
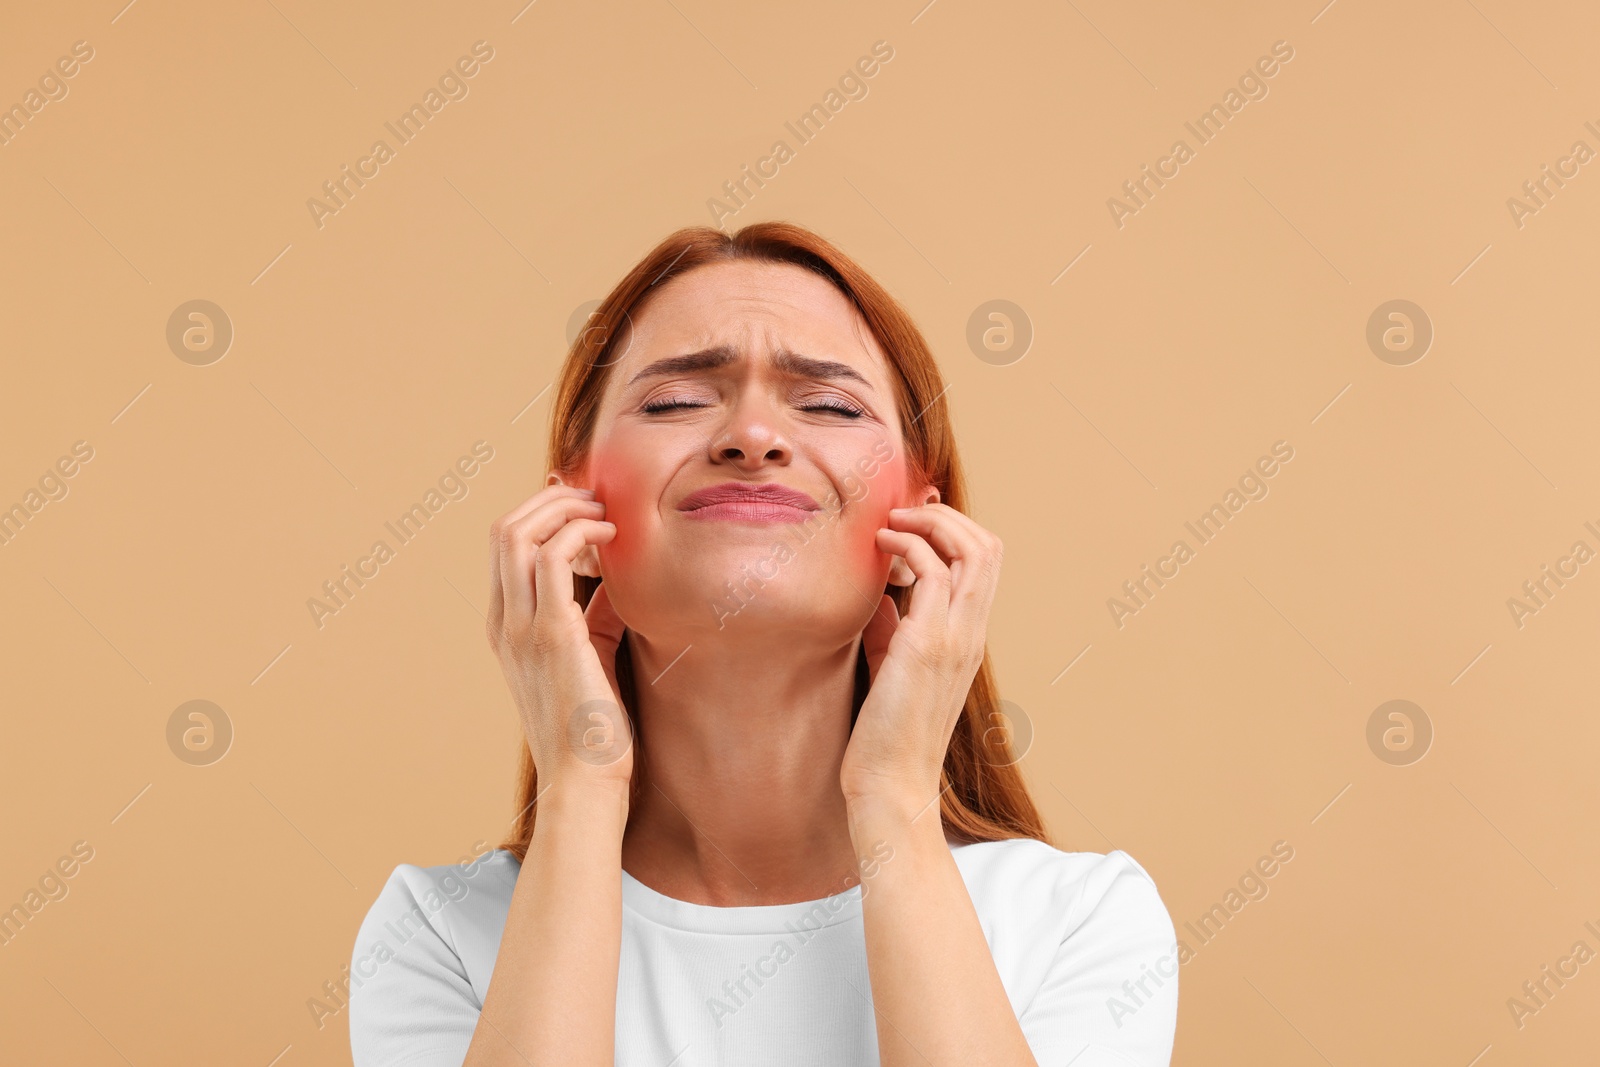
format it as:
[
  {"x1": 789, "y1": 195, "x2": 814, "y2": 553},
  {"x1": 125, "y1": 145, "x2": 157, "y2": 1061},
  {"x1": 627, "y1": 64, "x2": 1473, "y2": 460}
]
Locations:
[
  {"x1": 590, "y1": 456, "x2": 649, "y2": 576},
  {"x1": 854, "y1": 452, "x2": 910, "y2": 579}
]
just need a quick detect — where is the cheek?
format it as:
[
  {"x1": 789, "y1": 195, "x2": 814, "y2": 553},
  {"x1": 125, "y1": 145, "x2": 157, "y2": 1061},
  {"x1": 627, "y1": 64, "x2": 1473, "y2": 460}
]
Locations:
[
  {"x1": 846, "y1": 452, "x2": 911, "y2": 577},
  {"x1": 589, "y1": 452, "x2": 655, "y2": 575}
]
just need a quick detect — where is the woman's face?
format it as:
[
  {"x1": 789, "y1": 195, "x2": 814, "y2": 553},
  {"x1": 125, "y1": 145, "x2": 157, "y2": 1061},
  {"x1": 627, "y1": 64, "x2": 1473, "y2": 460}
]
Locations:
[{"x1": 565, "y1": 259, "x2": 936, "y2": 649}]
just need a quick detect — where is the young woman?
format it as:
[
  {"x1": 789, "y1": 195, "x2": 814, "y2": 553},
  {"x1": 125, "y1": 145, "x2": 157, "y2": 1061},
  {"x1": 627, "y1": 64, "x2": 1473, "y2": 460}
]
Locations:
[{"x1": 349, "y1": 222, "x2": 1179, "y2": 1066}]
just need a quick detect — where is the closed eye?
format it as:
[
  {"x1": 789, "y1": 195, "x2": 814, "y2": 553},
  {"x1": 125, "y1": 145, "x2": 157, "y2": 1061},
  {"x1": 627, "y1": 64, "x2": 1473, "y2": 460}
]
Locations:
[
  {"x1": 641, "y1": 397, "x2": 708, "y2": 414},
  {"x1": 641, "y1": 396, "x2": 867, "y2": 417},
  {"x1": 800, "y1": 398, "x2": 866, "y2": 418}
]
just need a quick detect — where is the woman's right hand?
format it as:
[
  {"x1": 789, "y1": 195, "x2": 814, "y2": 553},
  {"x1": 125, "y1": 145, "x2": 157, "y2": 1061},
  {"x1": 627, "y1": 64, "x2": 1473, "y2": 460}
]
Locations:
[
  {"x1": 486, "y1": 483, "x2": 634, "y2": 792},
  {"x1": 466, "y1": 483, "x2": 631, "y2": 1067}
]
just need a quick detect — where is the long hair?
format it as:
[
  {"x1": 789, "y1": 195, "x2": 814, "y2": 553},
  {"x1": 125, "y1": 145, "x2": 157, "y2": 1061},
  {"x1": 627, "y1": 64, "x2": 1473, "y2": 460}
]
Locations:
[{"x1": 498, "y1": 221, "x2": 1050, "y2": 860}]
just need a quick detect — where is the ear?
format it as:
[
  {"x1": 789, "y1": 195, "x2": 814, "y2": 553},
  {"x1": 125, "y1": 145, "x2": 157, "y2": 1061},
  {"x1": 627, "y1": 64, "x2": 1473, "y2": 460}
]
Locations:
[{"x1": 547, "y1": 469, "x2": 603, "y2": 578}]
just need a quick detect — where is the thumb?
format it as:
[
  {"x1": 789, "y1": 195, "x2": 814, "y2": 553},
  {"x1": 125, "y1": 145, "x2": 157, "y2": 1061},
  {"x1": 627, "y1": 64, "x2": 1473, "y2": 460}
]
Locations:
[
  {"x1": 583, "y1": 582, "x2": 627, "y2": 701},
  {"x1": 860, "y1": 594, "x2": 900, "y2": 686}
]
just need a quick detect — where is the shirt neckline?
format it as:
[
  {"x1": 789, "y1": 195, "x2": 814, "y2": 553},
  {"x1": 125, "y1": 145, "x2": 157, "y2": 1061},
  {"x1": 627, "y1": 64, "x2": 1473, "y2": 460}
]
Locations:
[
  {"x1": 615, "y1": 839, "x2": 982, "y2": 934},
  {"x1": 620, "y1": 868, "x2": 865, "y2": 935}
]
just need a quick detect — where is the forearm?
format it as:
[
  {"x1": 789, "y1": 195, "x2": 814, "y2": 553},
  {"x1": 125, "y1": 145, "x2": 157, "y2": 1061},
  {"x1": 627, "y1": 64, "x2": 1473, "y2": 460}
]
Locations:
[
  {"x1": 846, "y1": 793, "x2": 1037, "y2": 1067},
  {"x1": 464, "y1": 778, "x2": 628, "y2": 1066}
]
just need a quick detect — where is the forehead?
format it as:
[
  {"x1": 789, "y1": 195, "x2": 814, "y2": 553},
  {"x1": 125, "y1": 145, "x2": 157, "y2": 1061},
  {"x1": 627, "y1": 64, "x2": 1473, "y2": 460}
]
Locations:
[{"x1": 606, "y1": 259, "x2": 892, "y2": 386}]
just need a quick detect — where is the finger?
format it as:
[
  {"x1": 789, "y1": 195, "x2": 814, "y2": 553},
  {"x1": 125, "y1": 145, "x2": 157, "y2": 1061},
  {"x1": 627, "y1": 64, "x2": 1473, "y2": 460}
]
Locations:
[
  {"x1": 530, "y1": 517, "x2": 618, "y2": 642},
  {"x1": 584, "y1": 580, "x2": 626, "y2": 647},
  {"x1": 886, "y1": 504, "x2": 986, "y2": 574},
  {"x1": 860, "y1": 593, "x2": 900, "y2": 686},
  {"x1": 584, "y1": 582, "x2": 627, "y2": 702},
  {"x1": 875, "y1": 527, "x2": 951, "y2": 634},
  {"x1": 886, "y1": 504, "x2": 1001, "y2": 630},
  {"x1": 487, "y1": 485, "x2": 597, "y2": 618},
  {"x1": 489, "y1": 486, "x2": 596, "y2": 636},
  {"x1": 502, "y1": 483, "x2": 597, "y2": 529},
  {"x1": 493, "y1": 494, "x2": 607, "y2": 635}
]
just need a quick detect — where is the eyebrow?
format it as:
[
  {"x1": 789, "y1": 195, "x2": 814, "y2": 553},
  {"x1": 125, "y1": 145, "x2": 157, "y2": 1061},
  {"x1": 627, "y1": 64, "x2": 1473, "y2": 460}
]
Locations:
[{"x1": 624, "y1": 344, "x2": 873, "y2": 390}]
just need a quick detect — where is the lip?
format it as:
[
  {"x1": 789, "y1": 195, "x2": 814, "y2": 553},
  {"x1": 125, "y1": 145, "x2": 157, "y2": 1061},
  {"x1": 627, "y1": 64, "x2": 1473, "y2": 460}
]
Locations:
[{"x1": 677, "y1": 481, "x2": 822, "y2": 524}]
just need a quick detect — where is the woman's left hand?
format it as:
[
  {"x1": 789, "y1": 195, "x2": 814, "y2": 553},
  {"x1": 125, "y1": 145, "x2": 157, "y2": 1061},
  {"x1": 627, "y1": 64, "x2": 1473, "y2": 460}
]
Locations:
[{"x1": 840, "y1": 503, "x2": 1004, "y2": 812}]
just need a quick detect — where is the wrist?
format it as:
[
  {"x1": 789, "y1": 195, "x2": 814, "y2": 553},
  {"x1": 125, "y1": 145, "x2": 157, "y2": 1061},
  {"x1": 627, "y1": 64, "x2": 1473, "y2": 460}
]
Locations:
[
  {"x1": 840, "y1": 766, "x2": 939, "y2": 816},
  {"x1": 843, "y1": 785, "x2": 945, "y2": 841},
  {"x1": 843, "y1": 790, "x2": 950, "y2": 901},
  {"x1": 535, "y1": 773, "x2": 631, "y2": 839}
]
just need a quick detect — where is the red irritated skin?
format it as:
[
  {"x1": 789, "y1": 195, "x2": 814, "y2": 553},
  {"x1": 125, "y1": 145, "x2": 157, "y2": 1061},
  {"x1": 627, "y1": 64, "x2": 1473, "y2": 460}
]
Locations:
[{"x1": 562, "y1": 259, "x2": 934, "y2": 659}]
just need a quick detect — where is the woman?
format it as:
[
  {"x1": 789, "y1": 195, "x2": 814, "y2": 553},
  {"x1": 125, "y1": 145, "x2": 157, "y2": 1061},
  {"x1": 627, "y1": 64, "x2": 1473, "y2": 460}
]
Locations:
[{"x1": 349, "y1": 222, "x2": 1179, "y2": 1066}]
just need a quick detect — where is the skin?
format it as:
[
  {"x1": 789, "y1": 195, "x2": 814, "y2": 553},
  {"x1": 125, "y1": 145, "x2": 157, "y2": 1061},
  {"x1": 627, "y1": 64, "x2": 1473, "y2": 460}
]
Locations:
[{"x1": 471, "y1": 259, "x2": 1036, "y2": 1065}]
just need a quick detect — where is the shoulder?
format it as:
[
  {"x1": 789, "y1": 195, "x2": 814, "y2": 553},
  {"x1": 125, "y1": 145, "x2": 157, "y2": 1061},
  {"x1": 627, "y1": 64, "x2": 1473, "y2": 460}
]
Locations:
[
  {"x1": 356, "y1": 848, "x2": 521, "y2": 946},
  {"x1": 953, "y1": 836, "x2": 1174, "y2": 945},
  {"x1": 350, "y1": 849, "x2": 521, "y2": 1001},
  {"x1": 348, "y1": 850, "x2": 522, "y2": 1065},
  {"x1": 950, "y1": 838, "x2": 1178, "y2": 998},
  {"x1": 953, "y1": 839, "x2": 1178, "y2": 1064}
]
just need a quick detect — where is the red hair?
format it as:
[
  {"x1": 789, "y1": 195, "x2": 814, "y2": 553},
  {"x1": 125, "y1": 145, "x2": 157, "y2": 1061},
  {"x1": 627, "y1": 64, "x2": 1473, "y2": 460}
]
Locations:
[{"x1": 499, "y1": 221, "x2": 1049, "y2": 860}]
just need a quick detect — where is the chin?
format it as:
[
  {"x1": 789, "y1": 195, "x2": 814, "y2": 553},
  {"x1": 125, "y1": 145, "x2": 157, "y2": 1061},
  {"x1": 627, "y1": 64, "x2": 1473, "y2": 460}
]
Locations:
[{"x1": 603, "y1": 558, "x2": 887, "y2": 650}]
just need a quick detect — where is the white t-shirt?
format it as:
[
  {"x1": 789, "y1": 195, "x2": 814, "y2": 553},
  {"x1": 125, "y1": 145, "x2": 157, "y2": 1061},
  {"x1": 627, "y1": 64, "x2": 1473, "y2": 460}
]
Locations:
[{"x1": 348, "y1": 838, "x2": 1178, "y2": 1066}]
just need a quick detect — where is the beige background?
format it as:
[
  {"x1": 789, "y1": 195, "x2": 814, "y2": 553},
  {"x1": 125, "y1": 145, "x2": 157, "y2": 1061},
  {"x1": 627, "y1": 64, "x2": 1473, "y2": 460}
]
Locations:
[{"x1": 2, "y1": 0, "x2": 1597, "y2": 1063}]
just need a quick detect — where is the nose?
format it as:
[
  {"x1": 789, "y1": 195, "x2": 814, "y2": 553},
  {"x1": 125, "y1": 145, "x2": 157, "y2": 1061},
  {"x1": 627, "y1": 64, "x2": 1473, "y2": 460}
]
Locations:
[{"x1": 709, "y1": 392, "x2": 792, "y2": 472}]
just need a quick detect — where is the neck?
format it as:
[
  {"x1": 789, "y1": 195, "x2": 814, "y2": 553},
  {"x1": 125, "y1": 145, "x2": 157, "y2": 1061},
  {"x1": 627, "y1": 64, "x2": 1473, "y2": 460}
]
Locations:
[{"x1": 619, "y1": 625, "x2": 865, "y2": 907}]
